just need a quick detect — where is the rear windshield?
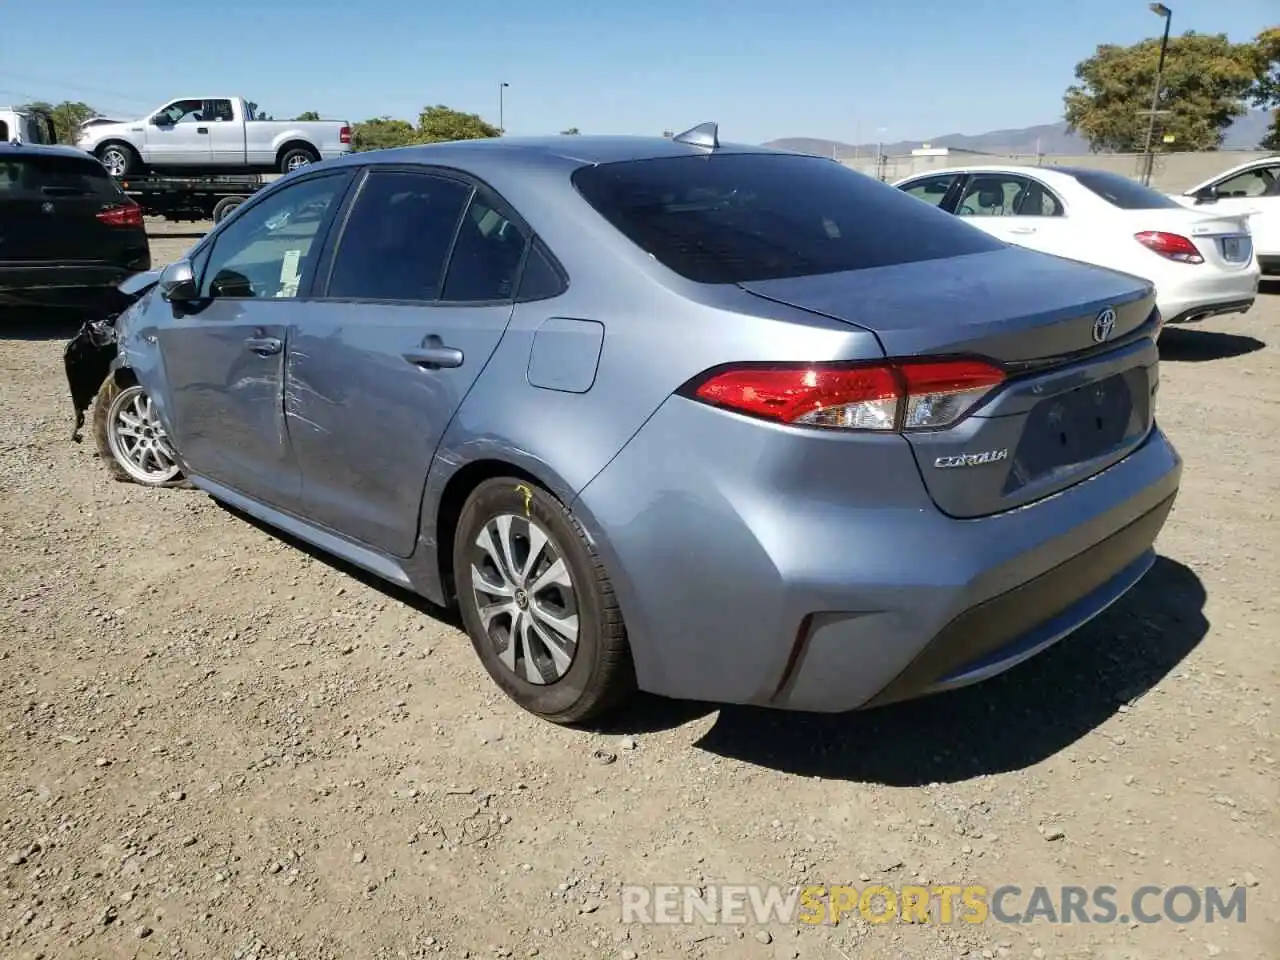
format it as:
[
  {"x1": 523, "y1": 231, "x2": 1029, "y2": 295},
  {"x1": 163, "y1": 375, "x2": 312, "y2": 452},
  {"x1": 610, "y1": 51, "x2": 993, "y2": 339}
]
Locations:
[
  {"x1": 0, "y1": 154, "x2": 124, "y2": 199},
  {"x1": 571, "y1": 153, "x2": 1004, "y2": 283},
  {"x1": 1067, "y1": 169, "x2": 1182, "y2": 210}
]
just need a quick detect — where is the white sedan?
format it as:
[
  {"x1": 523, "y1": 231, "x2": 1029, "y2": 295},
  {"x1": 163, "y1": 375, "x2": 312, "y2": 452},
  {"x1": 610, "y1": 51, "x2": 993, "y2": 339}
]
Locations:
[
  {"x1": 1168, "y1": 155, "x2": 1280, "y2": 277},
  {"x1": 893, "y1": 165, "x2": 1260, "y2": 326}
]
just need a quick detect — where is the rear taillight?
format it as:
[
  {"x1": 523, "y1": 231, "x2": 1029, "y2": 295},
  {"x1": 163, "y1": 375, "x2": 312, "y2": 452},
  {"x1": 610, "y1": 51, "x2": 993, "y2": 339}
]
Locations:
[
  {"x1": 1135, "y1": 231, "x2": 1203, "y2": 264},
  {"x1": 339, "y1": 125, "x2": 352, "y2": 144},
  {"x1": 685, "y1": 358, "x2": 1006, "y2": 432},
  {"x1": 96, "y1": 200, "x2": 143, "y2": 228}
]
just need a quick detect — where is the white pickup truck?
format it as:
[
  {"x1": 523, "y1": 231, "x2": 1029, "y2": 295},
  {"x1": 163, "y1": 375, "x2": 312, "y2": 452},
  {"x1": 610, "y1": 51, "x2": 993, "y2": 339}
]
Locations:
[{"x1": 76, "y1": 96, "x2": 352, "y2": 177}]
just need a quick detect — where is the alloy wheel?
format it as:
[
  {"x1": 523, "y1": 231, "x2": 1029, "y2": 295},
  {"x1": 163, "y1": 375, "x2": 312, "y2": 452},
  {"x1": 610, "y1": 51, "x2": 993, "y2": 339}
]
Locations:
[
  {"x1": 469, "y1": 513, "x2": 579, "y2": 684},
  {"x1": 100, "y1": 148, "x2": 128, "y2": 177},
  {"x1": 105, "y1": 385, "x2": 181, "y2": 485}
]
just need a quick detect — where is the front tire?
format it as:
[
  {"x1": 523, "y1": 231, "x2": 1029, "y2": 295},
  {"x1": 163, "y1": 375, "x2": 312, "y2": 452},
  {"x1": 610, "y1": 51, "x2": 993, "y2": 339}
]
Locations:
[
  {"x1": 453, "y1": 478, "x2": 635, "y2": 724},
  {"x1": 97, "y1": 143, "x2": 139, "y2": 178},
  {"x1": 92, "y1": 377, "x2": 186, "y2": 487}
]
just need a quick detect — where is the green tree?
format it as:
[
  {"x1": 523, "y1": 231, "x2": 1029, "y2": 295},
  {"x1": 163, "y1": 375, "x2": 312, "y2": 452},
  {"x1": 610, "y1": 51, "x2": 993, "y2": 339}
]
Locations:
[
  {"x1": 560, "y1": 127, "x2": 580, "y2": 135},
  {"x1": 1064, "y1": 32, "x2": 1257, "y2": 152},
  {"x1": 416, "y1": 105, "x2": 500, "y2": 143},
  {"x1": 1245, "y1": 25, "x2": 1280, "y2": 149},
  {"x1": 294, "y1": 110, "x2": 321, "y2": 121},
  {"x1": 19, "y1": 100, "x2": 98, "y2": 144},
  {"x1": 350, "y1": 116, "x2": 419, "y2": 152}
]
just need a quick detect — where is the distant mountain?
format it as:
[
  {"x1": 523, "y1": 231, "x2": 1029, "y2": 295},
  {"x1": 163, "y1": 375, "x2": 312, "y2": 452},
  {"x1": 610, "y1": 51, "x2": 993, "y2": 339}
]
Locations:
[{"x1": 767, "y1": 111, "x2": 1273, "y2": 157}]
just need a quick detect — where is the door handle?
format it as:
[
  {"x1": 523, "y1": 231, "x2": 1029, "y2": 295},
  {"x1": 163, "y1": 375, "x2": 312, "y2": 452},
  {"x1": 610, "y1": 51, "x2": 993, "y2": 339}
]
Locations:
[
  {"x1": 197, "y1": 127, "x2": 209, "y2": 134},
  {"x1": 1009, "y1": 226, "x2": 1037, "y2": 235},
  {"x1": 244, "y1": 336, "x2": 282, "y2": 356},
  {"x1": 403, "y1": 342, "x2": 464, "y2": 370}
]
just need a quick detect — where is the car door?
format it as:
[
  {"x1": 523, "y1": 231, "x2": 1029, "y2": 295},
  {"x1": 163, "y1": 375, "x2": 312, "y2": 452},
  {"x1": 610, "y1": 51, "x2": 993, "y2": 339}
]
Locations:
[
  {"x1": 285, "y1": 166, "x2": 527, "y2": 557},
  {"x1": 203, "y1": 98, "x2": 244, "y2": 166},
  {"x1": 145, "y1": 100, "x2": 213, "y2": 166},
  {"x1": 155, "y1": 169, "x2": 354, "y2": 510},
  {"x1": 953, "y1": 172, "x2": 1074, "y2": 257}
]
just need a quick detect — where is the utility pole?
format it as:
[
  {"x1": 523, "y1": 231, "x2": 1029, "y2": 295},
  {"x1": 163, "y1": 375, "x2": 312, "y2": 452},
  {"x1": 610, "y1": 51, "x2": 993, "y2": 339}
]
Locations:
[
  {"x1": 498, "y1": 81, "x2": 509, "y2": 135},
  {"x1": 1140, "y1": 3, "x2": 1173, "y2": 186}
]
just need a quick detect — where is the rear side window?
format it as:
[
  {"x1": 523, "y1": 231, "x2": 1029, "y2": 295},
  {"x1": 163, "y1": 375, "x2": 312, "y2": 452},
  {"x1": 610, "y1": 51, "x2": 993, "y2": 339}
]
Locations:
[
  {"x1": 571, "y1": 154, "x2": 1003, "y2": 284},
  {"x1": 0, "y1": 155, "x2": 123, "y2": 199},
  {"x1": 326, "y1": 170, "x2": 472, "y2": 301},
  {"x1": 1068, "y1": 170, "x2": 1182, "y2": 210}
]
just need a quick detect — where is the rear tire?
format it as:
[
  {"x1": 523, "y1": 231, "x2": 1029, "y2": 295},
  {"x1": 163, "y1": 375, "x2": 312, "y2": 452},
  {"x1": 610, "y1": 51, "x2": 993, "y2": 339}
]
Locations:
[
  {"x1": 92, "y1": 377, "x2": 187, "y2": 488},
  {"x1": 97, "y1": 143, "x2": 140, "y2": 178},
  {"x1": 278, "y1": 147, "x2": 318, "y2": 174},
  {"x1": 452, "y1": 478, "x2": 635, "y2": 724},
  {"x1": 211, "y1": 195, "x2": 246, "y2": 223}
]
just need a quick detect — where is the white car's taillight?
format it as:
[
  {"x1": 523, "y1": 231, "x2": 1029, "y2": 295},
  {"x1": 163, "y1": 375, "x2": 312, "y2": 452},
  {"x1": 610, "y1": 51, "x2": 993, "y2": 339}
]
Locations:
[
  {"x1": 1135, "y1": 231, "x2": 1204, "y2": 264},
  {"x1": 683, "y1": 359, "x2": 1007, "y2": 432}
]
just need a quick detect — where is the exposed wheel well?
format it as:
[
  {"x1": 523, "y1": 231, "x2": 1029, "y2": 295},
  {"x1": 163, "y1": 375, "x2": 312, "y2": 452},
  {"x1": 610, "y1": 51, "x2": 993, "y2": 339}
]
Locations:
[
  {"x1": 110, "y1": 366, "x2": 138, "y2": 389},
  {"x1": 275, "y1": 140, "x2": 318, "y2": 164},
  {"x1": 434, "y1": 459, "x2": 544, "y2": 602}
]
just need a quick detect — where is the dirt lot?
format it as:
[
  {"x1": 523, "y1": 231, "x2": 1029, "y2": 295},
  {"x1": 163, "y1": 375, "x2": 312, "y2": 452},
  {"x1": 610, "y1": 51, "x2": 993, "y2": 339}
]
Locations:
[{"x1": 1, "y1": 221, "x2": 1276, "y2": 960}]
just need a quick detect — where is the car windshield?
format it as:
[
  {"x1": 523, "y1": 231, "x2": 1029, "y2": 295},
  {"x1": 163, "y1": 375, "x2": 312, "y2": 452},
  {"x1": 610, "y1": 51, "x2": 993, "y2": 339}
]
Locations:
[
  {"x1": 571, "y1": 153, "x2": 1004, "y2": 284},
  {"x1": 1068, "y1": 169, "x2": 1183, "y2": 210}
]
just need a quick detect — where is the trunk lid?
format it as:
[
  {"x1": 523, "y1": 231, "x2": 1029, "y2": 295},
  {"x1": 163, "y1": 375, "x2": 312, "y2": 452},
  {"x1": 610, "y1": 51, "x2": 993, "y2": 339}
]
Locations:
[{"x1": 739, "y1": 245, "x2": 1159, "y2": 519}]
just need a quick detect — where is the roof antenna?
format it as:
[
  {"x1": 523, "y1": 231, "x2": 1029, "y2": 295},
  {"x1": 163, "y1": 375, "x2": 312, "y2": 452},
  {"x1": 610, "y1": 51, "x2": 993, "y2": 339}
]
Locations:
[{"x1": 671, "y1": 122, "x2": 719, "y2": 150}]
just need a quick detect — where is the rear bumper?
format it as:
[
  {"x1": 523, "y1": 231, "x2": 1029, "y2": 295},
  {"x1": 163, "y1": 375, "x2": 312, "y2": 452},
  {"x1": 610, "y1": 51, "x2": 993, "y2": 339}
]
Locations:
[
  {"x1": 1155, "y1": 267, "x2": 1260, "y2": 324},
  {"x1": 575, "y1": 394, "x2": 1183, "y2": 714}
]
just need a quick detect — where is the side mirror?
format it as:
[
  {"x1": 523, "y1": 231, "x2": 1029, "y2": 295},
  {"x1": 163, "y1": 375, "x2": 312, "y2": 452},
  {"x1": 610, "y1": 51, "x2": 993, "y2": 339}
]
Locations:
[
  {"x1": 1191, "y1": 185, "x2": 1218, "y2": 204},
  {"x1": 158, "y1": 261, "x2": 198, "y2": 302},
  {"x1": 152, "y1": 113, "x2": 174, "y2": 127}
]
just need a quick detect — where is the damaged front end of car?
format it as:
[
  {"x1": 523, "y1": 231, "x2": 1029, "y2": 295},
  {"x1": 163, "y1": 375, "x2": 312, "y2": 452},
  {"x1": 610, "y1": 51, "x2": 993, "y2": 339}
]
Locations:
[{"x1": 62, "y1": 269, "x2": 161, "y2": 442}]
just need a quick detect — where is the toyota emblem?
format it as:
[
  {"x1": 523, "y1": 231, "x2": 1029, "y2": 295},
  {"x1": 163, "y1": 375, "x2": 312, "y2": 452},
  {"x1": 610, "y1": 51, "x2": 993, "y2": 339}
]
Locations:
[{"x1": 1092, "y1": 307, "x2": 1116, "y2": 343}]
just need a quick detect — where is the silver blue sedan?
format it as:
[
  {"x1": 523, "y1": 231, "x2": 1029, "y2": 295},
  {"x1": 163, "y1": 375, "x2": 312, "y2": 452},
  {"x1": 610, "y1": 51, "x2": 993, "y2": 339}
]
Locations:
[{"x1": 80, "y1": 125, "x2": 1182, "y2": 724}]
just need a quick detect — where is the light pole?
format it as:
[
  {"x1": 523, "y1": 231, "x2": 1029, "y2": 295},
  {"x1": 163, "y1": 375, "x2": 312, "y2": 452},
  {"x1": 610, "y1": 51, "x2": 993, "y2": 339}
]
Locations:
[
  {"x1": 1140, "y1": 3, "x2": 1173, "y2": 186},
  {"x1": 498, "y1": 81, "x2": 509, "y2": 135}
]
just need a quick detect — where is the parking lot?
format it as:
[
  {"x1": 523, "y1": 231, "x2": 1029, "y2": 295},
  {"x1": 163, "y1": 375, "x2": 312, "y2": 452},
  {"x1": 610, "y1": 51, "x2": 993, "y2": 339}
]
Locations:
[{"x1": 1, "y1": 219, "x2": 1277, "y2": 959}]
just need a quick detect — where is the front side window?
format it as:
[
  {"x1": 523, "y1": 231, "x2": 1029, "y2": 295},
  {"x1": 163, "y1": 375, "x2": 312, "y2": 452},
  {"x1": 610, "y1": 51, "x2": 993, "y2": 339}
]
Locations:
[
  {"x1": 200, "y1": 173, "x2": 347, "y2": 299},
  {"x1": 155, "y1": 100, "x2": 204, "y2": 125},
  {"x1": 956, "y1": 175, "x2": 1027, "y2": 217},
  {"x1": 326, "y1": 170, "x2": 472, "y2": 301},
  {"x1": 1214, "y1": 164, "x2": 1278, "y2": 199},
  {"x1": 900, "y1": 174, "x2": 959, "y2": 207},
  {"x1": 571, "y1": 153, "x2": 1001, "y2": 284}
]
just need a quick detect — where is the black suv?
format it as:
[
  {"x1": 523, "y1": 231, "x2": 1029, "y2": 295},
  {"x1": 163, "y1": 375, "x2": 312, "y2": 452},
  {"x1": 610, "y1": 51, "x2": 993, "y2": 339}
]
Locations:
[{"x1": 0, "y1": 142, "x2": 150, "y2": 309}]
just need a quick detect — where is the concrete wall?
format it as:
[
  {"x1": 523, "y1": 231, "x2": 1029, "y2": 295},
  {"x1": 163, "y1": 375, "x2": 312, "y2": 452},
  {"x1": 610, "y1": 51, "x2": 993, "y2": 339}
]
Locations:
[{"x1": 840, "y1": 150, "x2": 1274, "y2": 193}]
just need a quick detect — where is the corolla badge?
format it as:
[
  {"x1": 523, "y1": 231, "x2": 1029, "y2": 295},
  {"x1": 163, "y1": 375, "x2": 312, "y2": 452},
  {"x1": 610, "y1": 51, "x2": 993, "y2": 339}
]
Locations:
[
  {"x1": 1092, "y1": 307, "x2": 1117, "y2": 343},
  {"x1": 934, "y1": 449, "x2": 1009, "y2": 469}
]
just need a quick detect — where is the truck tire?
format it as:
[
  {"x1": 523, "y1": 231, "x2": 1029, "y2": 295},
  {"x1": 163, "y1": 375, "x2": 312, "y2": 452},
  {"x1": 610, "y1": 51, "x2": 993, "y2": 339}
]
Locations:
[
  {"x1": 97, "y1": 143, "x2": 140, "y2": 178},
  {"x1": 278, "y1": 146, "x2": 318, "y2": 174},
  {"x1": 211, "y1": 196, "x2": 247, "y2": 223}
]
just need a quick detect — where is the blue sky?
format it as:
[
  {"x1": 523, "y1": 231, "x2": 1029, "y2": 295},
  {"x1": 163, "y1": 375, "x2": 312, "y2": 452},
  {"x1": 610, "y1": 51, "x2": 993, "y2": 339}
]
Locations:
[{"x1": 0, "y1": 0, "x2": 1274, "y2": 144}]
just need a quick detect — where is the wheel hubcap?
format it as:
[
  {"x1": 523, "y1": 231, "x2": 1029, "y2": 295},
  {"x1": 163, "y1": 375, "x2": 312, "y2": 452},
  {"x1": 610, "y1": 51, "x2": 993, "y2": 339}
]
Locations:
[
  {"x1": 106, "y1": 386, "x2": 181, "y2": 484},
  {"x1": 287, "y1": 155, "x2": 310, "y2": 171},
  {"x1": 103, "y1": 151, "x2": 126, "y2": 175},
  {"x1": 470, "y1": 513, "x2": 579, "y2": 685}
]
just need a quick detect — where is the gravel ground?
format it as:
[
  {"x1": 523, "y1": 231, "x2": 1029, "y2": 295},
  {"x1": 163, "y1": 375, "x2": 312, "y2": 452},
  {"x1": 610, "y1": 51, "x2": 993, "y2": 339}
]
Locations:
[{"x1": 1, "y1": 221, "x2": 1276, "y2": 959}]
